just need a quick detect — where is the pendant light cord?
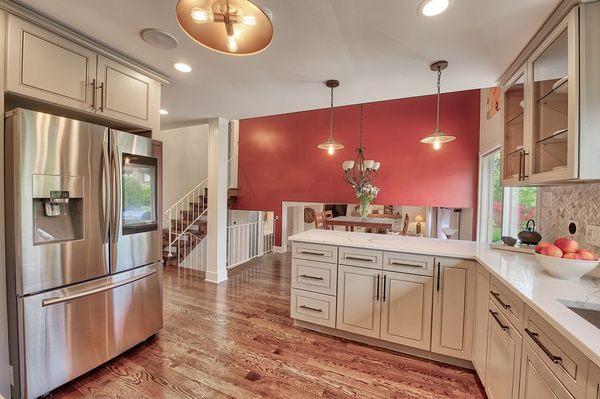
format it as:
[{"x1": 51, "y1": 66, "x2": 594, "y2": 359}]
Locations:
[
  {"x1": 359, "y1": 104, "x2": 364, "y2": 149},
  {"x1": 329, "y1": 86, "x2": 334, "y2": 141},
  {"x1": 435, "y1": 68, "x2": 441, "y2": 135}
]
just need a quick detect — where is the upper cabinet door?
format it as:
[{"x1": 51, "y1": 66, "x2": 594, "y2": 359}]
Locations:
[
  {"x1": 96, "y1": 55, "x2": 160, "y2": 129},
  {"x1": 431, "y1": 257, "x2": 475, "y2": 361},
  {"x1": 528, "y1": 8, "x2": 579, "y2": 183},
  {"x1": 6, "y1": 15, "x2": 97, "y2": 112},
  {"x1": 501, "y1": 67, "x2": 530, "y2": 186}
]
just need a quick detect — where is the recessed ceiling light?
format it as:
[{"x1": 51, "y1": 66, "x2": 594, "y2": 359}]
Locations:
[
  {"x1": 173, "y1": 62, "x2": 192, "y2": 73},
  {"x1": 418, "y1": 0, "x2": 451, "y2": 17},
  {"x1": 160, "y1": 109, "x2": 169, "y2": 115}
]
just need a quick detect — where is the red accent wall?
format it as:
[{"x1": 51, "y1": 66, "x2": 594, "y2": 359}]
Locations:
[{"x1": 235, "y1": 90, "x2": 481, "y2": 245}]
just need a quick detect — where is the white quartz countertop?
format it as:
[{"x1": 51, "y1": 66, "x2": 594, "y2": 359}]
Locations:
[{"x1": 289, "y1": 229, "x2": 600, "y2": 367}]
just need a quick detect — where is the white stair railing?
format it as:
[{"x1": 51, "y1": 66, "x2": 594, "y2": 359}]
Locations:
[
  {"x1": 164, "y1": 178, "x2": 208, "y2": 258},
  {"x1": 226, "y1": 218, "x2": 275, "y2": 269}
]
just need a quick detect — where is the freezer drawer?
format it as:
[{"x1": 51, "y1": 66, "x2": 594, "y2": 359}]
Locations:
[{"x1": 15, "y1": 263, "x2": 163, "y2": 399}]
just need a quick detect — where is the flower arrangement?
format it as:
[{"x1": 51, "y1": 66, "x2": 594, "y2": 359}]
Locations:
[{"x1": 356, "y1": 184, "x2": 379, "y2": 219}]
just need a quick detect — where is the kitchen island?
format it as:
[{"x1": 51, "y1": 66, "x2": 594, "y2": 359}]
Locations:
[{"x1": 288, "y1": 229, "x2": 600, "y2": 399}]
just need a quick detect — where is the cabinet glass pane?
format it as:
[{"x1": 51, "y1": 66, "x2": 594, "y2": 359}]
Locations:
[
  {"x1": 503, "y1": 73, "x2": 525, "y2": 180},
  {"x1": 532, "y1": 29, "x2": 569, "y2": 175}
]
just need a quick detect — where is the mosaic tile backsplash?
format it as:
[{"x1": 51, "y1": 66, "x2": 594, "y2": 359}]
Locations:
[{"x1": 539, "y1": 182, "x2": 600, "y2": 252}]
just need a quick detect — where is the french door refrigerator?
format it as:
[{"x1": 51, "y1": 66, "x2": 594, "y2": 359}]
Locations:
[{"x1": 4, "y1": 108, "x2": 163, "y2": 399}]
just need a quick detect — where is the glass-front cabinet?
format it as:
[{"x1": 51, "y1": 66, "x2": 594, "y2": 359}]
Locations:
[
  {"x1": 501, "y1": 69, "x2": 528, "y2": 185},
  {"x1": 500, "y1": 4, "x2": 600, "y2": 186},
  {"x1": 528, "y1": 9, "x2": 577, "y2": 183}
]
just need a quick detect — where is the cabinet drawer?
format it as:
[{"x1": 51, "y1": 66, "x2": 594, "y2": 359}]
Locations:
[
  {"x1": 292, "y1": 242, "x2": 338, "y2": 264},
  {"x1": 520, "y1": 341, "x2": 575, "y2": 399},
  {"x1": 524, "y1": 306, "x2": 589, "y2": 398},
  {"x1": 489, "y1": 276, "x2": 525, "y2": 330},
  {"x1": 383, "y1": 251, "x2": 434, "y2": 276},
  {"x1": 292, "y1": 258, "x2": 337, "y2": 295},
  {"x1": 339, "y1": 247, "x2": 383, "y2": 269},
  {"x1": 290, "y1": 289, "x2": 336, "y2": 328}
]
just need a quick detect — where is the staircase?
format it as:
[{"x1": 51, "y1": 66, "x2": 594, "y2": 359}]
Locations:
[{"x1": 162, "y1": 186, "x2": 240, "y2": 266}]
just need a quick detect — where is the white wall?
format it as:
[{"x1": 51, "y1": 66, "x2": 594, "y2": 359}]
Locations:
[
  {"x1": 479, "y1": 87, "x2": 503, "y2": 155},
  {"x1": 153, "y1": 124, "x2": 209, "y2": 212}
]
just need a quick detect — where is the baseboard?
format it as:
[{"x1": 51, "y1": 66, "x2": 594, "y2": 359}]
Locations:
[
  {"x1": 204, "y1": 270, "x2": 227, "y2": 284},
  {"x1": 293, "y1": 320, "x2": 474, "y2": 370},
  {"x1": 272, "y1": 246, "x2": 286, "y2": 253}
]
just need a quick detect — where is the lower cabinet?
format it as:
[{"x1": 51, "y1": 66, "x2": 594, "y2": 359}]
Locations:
[
  {"x1": 485, "y1": 301, "x2": 522, "y2": 399},
  {"x1": 337, "y1": 265, "x2": 433, "y2": 350},
  {"x1": 431, "y1": 257, "x2": 475, "y2": 360},
  {"x1": 380, "y1": 271, "x2": 433, "y2": 351},
  {"x1": 472, "y1": 264, "x2": 490, "y2": 383},
  {"x1": 336, "y1": 265, "x2": 381, "y2": 338},
  {"x1": 519, "y1": 341, "x2": 574, "y2": 399},
  {"x1": 588, "y1": 362, "x2": 600, "y2": 399}
]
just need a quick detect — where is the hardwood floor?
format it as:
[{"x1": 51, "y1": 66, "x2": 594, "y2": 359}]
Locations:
[{"x1": 49, "y1": 252, "x2": 486, "y2": 399}]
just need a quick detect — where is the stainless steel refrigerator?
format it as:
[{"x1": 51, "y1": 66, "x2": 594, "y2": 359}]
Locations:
[{"x1": 4, "y1": 108, "x2": 163, "y2": 399}]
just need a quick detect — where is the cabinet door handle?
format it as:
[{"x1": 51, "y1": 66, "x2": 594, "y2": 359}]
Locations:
[
  {"x1": 436, "y1": 262, "x2": 441, "y2": 291},
  {"x1": 99, "y1": 82, "x2": 105, "y2": 111},
  {"x1": 525, "y1": 328, "x2": 563, "y2": 365},
  {"x1": 299, "y1": 274, "x2": 323, "y2": 281},
  {"x1": 490, "y1": 291, "x2": 511, "y2": 309},
  {"x1": 489, "y1": 310, "x2": 510, "y2": 331},
  {"x1": 518, "y1": 151, "x2": 524, "y2": 181},
  {"x1": 299, "y1": 305, "x2": 322, "y2": 313},
  {"x1": 90, "y1": 78, "x2": 97, "y2": 110},
  {"x1": 300, "y1": 250, "x2": 325, "y2": 256},
  {"x1": 521, "y1": 151, "x2": 529, "y2": 180},
  {"x1": 382, "y1": 275, "x2": 387, "y2": 302},
  {"x1": 345, "y1": 255, "x2": 374, "y2": 262},
  {"x1": 376, "y1": 274, "x2": 380, "y2": 301}
]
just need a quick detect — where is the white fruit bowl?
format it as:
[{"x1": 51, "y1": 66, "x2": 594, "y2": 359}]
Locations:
[{"x1": 535, "y1": 253, "x2": 599, "y2": 280}]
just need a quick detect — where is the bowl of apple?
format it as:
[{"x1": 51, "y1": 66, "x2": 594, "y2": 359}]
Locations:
[{"x1": 534, "y1": 238, "x2": 599, "y2": 280}]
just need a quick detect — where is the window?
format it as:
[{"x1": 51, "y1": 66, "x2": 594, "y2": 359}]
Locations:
[{"x1": 478, "y1": 149, "x2": 538, "y2": 242}]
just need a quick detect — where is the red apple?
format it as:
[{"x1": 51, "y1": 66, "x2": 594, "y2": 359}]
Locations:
[
  {"x1": 535, "y1": 242, "x2": 552, "y2": 254},
  {"x1": 554, "y1": 237, "x2": 579, "y2": 254},
  {"x1": 576, "y1": 249, "x2": 598, "y2": 261},
  {"x1": 563, "y1": 252, "x2": 583, "y2": 260},
  {"x1": 543, "y1": 245, "x2": 564, "y2": 258}
]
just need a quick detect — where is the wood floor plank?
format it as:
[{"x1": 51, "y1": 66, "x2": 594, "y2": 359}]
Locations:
[{"x1": 48, "y1": 252, "x2": 486, "y2": 398}]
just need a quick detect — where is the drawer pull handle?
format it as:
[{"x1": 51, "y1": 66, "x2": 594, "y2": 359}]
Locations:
[
  {"x1": 300, "y1": 274, "x2": 324, "y2": 281},
  {"x1": 299, "y1": 305, "x2": 322, "y2": 313},
  {"x1": 390, "y1": 261, "x2": 423, "y2": 268},
  {"x1": 345, "y1": 255, "x2": 374, "y2": 262},
  {"x1": 525, "y1": 328, "x2": 563, "y2": 365},
  {"x1": 300, "y1": 250, "x2": 325, "y2": 256},
  {"x1": 489, "y1": 310, "x2": 510, "y2": 331},
  {"x1": 490, "y1": 291, "x2": 511, "y2": 309}
]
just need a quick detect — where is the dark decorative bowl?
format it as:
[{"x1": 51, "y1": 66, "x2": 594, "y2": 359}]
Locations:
[{"x1": 501, "y1": 236, "x2": 517, "y2": 246}]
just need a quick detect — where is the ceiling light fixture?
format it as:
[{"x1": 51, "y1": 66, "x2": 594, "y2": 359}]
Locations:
[
  {"x1": 318, "y1": 80, "x2": 344, "y2": 155},
  {"x1": 418, "y1": 0, "x2": 451, "y2": 17},
  {"x1": 175, "y1": 0, "x2": 273, "y2": 56},
  {"x1": 420, "y1": 60, "x2": 456, "y2": 151},
  {"x1": 173, "y1": 62, "x2": 192, "y2": 73},
  {"x1": 160, "y1": 109, "x2": 169, "y2": 115}
]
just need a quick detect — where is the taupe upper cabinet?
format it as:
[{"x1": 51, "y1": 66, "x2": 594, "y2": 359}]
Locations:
[
  {"x1": 500, "y1": 3, "x2": 600, "y2": 186},
  {"x1": 6, "y1": 15, "x2": 162, "y2": 131}
]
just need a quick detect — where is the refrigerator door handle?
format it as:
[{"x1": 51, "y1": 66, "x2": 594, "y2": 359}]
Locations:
[
  {"x1": 101, "y1": 137, "x2": 111, "y2": 243},
  {"x1": 110, "y1": 133, "x2": 122, "y2": 242},
  {"x1": 41, "y1": 268, "x2": 157, "y2": 307}
]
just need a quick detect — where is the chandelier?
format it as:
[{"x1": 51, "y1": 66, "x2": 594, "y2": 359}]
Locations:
[
  {"x1": 420, "y1": 60, "x2": 456, "y2": 150},
  {"x1": 342, "y1": 104, "x2": 381, "y2": 190},
  {"x1": 317, "y1": 80, "x2": 344, "y2": 155},
  {"x1": 175, "y1": 0, "x2": 273, "y2": 55}
]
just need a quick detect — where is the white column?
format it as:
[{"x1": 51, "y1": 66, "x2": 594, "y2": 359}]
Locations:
[{"x1": 206, "y1": 117, "x2": 229, "y2": 284}]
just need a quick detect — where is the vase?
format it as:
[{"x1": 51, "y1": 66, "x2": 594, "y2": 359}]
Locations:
[{"x1": 359, "y1": 202, "x2": 370, "y2": 221}]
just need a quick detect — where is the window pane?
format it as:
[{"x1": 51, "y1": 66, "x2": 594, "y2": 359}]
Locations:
[
  {"x1": 490, "y1": 152, "x2": 503, "y2": 242},
  {"x1": 504, "y1": 186, "x2": 538, "y2": 238},
  {"x1": 478, "y1": 150, "x2": 503, "y2": 242}
]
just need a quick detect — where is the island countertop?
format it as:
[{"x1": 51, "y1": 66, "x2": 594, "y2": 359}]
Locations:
[{"x1": 289, "y1": 229, "x2": 600, "y2": 367}]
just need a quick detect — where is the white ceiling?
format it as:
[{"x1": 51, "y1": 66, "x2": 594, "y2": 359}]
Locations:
[{"x1": 14, "y1": 0, "x2": 560, "y2": 128}]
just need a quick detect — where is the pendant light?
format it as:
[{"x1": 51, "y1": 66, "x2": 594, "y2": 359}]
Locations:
[
  {"x1": 318, "y1": 80, "x2": 344, "y2": 155},
  {"x1": 420, "y1": 61, "x2": 456, "y2": 151},
  {"x1": 175, "y1": 0, "x2": 273, "y2": 56}
]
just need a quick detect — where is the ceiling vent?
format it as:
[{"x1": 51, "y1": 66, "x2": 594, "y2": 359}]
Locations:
[{"x1": 141, "y1": 28, "x2": 179, "y2": 50}]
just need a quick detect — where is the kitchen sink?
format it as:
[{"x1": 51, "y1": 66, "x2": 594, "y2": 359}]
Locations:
[{"x1": 559, "y1": 299, "x2": 600, "y2": 329}]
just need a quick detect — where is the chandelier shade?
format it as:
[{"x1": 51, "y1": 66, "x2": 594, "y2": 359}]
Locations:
[
  {"x1": 176, "y1": 0, "x2": 273, "y2": 55},
  {"x1": 421, "y1": 60, "x2": 456, "y2": 150}
]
